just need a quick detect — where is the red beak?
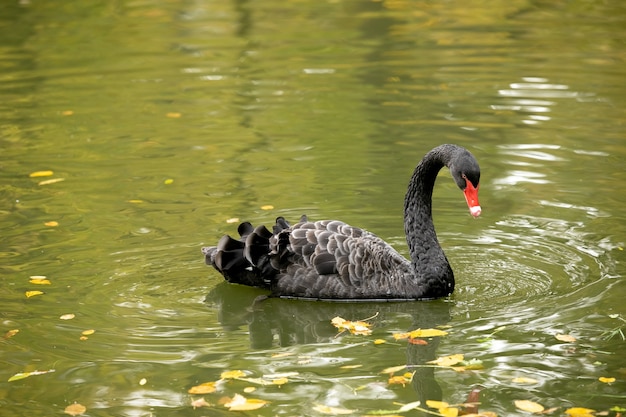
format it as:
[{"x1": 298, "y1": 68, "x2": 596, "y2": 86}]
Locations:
[{"x1": 463, "y1": 177, "x2": 481, "y2": 217}]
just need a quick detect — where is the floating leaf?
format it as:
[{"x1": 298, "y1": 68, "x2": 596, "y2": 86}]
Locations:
[
  {"x1": 60, "y1": 314, "x2": 75, "y2": 320},
  {"x1": 62, "y1": 110, "x2": 74, "y2": 116},
  {"x1": 166, "y1": 112, "x2": 182, "y2": 118},
  {"x1": 426, "y1": 400, "x2": 449, "y2": 409},
  {"x1": 512, "y1": 377, "x2": 539, "y2": 384},
  {"x1": 598, "y1": 376, "x2": 615, "y2": 384},
  {"x1": 312, "y1": 404, "x2": 355, "y2": 415},
  {"x1": 439, "y1": 407, "x2": 459, "y2": 417},
  {"x1": 25, "y1": 290, "x2": 44, "y2": 298},
  {"x1": 128, "y1": 199, "x2": 144, "y2": 204},
  {"x1": 191, "y1": 397, "x2": 211, "y2": 409},
  {"x1": 188, "y1": 382, "x2": 217, "y2": 394},
  {"x1": 388, "y1": 372, "x2": 414, "y2": 386},
  {"x1": 381, "y1": 364, "x2": 406, "y2": 374},
  {"x1": 38, "y1": 178, "x2": 65, "y2": 185},
  {"x1": 3, "y1": 329, "x2": 19, "y2": 339},
  {"x1": 427, "y1": 354, "x2": 464, "y2": 367},
  {"x1": 340, "y1": 364, "x2": 363, "y2": 369},
  {"x1": 29, "y1": 170, "x2": 54, "y2": 178},
  {"x1": 243, "y1": 386, "x2": 256, "y2": 393},
  {"x1": 271, "y1": 377, "x2": 289, "y2": 386},
  {"x1": 224, "y1": 393, "x2": 268, "y2": 411},
  {"x1": 452, "y1": 358, "x2": 484, "y2": 372},
  {"x1": 81, "y1": 329, "x2": 95, "y2": 336},
  {"x1": 44, "y1": 221, "x2": 59, "y2": 227},
  {"x1": 393, "y1": 328, "x2": 448, "y2": 340},
  {"x1": 555, "y1": 334, "x2": 576, "y2": 342},
  {"x1": 221, "y1": 369, "x2": 246, "y2": 379},
  {"x1": 374, "y1": 339, "x2": 387, "y2": 345},
  {"x1": 331, "y1": 316, "x2": 373, "y2": 335},
  {"x1": 564, "y1": 407, "x2": 596, "y2": 417},
  {"x1": 30, "y1": 277, "x2": 51, "y2": 284},
  {"x1": 226, "y1": 217, "x2": 240, "y2": 224},
  {"x1": 514, "y1": 399, "x2": 544, "y2": 413},
  {"x1": 164, "y1": 178, "x2": 174, "y2": 185},
  {"x1": 64, "y1": 403, "x2": 86, "y2": 416},
  {"x1": 8, "y1": 369, "x2": 55, "y2": 382},
  {"x1": 367, "y1": 400, "x2": 422, "y2": 415},
  {"x1": 139, "y1": 378, "x2": 147, "y2": 386},
  {"x1": 260, "y1": 205, "x2": 274, "y2": 210},
  {"x1": 408, "y1": 338, "x2": 428, "y2": 345},
  {"x1": 30, "y1": 275, "x2": 47, "y2": 279}
]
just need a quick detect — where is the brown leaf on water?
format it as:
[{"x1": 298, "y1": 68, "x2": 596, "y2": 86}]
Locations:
[
  {"x1": 3, "y1": 329, "x2": 19, "y2": 339},
  {"x1": 514, "y1": 399, "x2": 544, "y2": 413},
  {"x1": 64, "y1": 403, "x2": 86, "y2": 416},
  {"x1": 555, "y1": 334, "x2": 576, "y2": 343},
  {"x1": 188, "y1": 381, "x2": 217, "y2": 394}
]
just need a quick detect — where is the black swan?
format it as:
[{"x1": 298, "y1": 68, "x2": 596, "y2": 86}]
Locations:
[{"x1": 202, "y1": 144, "x2": 481, "y2": 300}]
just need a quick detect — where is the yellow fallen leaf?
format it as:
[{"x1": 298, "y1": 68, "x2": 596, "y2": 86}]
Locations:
[
  {"x1": 564, "y1": 407, "x2": 596, "y2": 417},
  {"x1": 30, "y1": 277, "x2": 51, "y2": 285},
  {"x1": 38, "y1": 178, "x2": 65, "y2": 185},
  {"x1": 64, "y1": 403, "x2": 86, "y2": 416},
  {"x1": 139, "y1": 378, "x2": 147, "y2": 385},
  {"x1": 260, "y1": 205, "x2": 274, "y2": 210},
  {"x1": 331, "y1": 316, "x2": 373, "y2": 335},
  {"x1": 61, "y1": 110, "x2": 74, "y2": 116},
  {"x1": 381, "y1": 365, "x2": 406, "y2": 374},
  {"x1": 426, "y1": 400, "x2": 449, "y2": 409},
  {"x1": 243, "y1": 386, "x2": 256, "y2": 393},
  {"x1": 555, "y1": 334, "x2": 576, "y2": 342},
  {"x1": 393, "y1": 328, "x2": 448, "y2": 339},
  {"x1": 440, "y1": 407, "x2": 459, "y2": 417},
  {"x1": 598, "y1": 376, "x2": 615, "y2": 384},
  {"x1": 3, "y1": 329, "x2": 19, "y2": 339},
  {"x1": 81, "y1": 329, "x2": 95, "y2": 336},
  {"x1": 312, "y1": 404, "x2": 355, "y2": 415},
  {"x1": 512, "y1": 377, "x2": 539, "y2": 384},
  {"x1": 388, "y1": 372, "x2": 414, "y2": 386},
  {"x1": 164, "y1": 178, "x2": 174, "y2": 185},
  {"x1": 44, "y1": 221, "x2": 59, "y2": 227},
  {"x1": 220, "y1": 369, "x2": 246, "y2": 379},
  {"x1": 272, "y1": 377, "x2": 289, "y2": 386},
  {"x1": 224, "y1": 393, "x2": 268, "y2": 411},
  {"x1": 340, "y1": 364, "x2": 363, "y2": 369},
  {"x1": 128, "y1": 199, "x2": 144, "y2": 204},
  {"x1": 60, "y1": 314, "x2": 75, "y2": 320},
  {"x1": 8, "y1": 369, "x2": 55, "y2": 382},
  {"x1": 427, "y1": 354, "x2": 464, "y2": 367},
  {"x1": 226, "y1": 217, "x2": 240, "y2": 224},
  {"x1": 29, "y1": 170, "x2": 54, "y2": 178},
  {"x1": 191, "y1": 397, "x2": 211, "y2": 409},
  {"x1": 374, "y1": 339, "x2": 386, "y2": 345},
  {"x1": 166, "y1": 112, "x2": 182, "y2": 118},
  {"x1": 25, "y1": 290, "x2": 44, "y2": 298},
  {"x1": 188, "y1": 381, "x2": 217, "y2": 394},
  {"x1": 514, "y1": 399, "x2": 544, "y2": 413}
]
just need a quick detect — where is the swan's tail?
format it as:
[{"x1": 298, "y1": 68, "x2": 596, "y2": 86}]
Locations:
[{"x1": 202, "y1": 217, "x2": 296, "y2": 288}]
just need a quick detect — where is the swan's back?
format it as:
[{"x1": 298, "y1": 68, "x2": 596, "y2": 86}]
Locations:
[{"x1": 202, "y1": 215, "x2": 416, "y2": 300}]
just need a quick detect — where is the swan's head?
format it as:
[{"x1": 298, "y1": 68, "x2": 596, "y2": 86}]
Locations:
[{"x1": 449, "y1": 150, "x2": 481, "y2": 218}]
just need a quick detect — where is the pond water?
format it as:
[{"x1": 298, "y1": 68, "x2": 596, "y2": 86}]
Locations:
[{"x1": 1, "y1": 1, "x2": 625, "y2": 416}]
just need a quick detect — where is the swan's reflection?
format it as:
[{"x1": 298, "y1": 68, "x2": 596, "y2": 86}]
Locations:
[{"x1": 206, "y1": 283, "x2": 452, "y2": 405}]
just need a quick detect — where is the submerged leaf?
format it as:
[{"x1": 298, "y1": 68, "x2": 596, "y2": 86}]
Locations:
[
  {"x1": 64, "y1": 403, "x2": 87, "y2": 416},
  {"x1": 3, "y1": 329, "x2": 19, "y2": 339},
  {"x1": 512, "y1": 377, "x2": 539, "y2": 384},
  {"x1": 514, "y1": 399, "x2": 544, "y2": 413},
  {"x1": 191, "y1": 397, "x2": 211, "y2": 409}
]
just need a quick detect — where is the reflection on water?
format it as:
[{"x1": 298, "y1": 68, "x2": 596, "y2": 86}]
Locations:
[{"x1": 1, "y1": 0, "x2": 625, "y2": 416}]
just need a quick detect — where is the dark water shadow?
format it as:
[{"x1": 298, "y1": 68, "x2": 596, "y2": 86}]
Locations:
[{"x1": 205, "y1": 283, "x2": 456, "y2": 405}]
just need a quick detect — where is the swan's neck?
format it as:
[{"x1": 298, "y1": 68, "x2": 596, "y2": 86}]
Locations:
[{"x1": 403, "y1": 146, "x2": 455, "y2": 297}]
